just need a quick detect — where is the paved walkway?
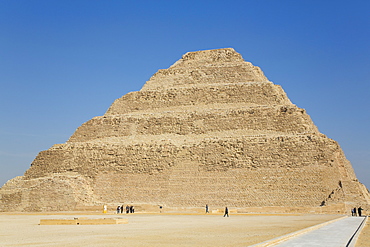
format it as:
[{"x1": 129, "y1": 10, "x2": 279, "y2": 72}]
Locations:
[{"x1": 273, "y1": 216, "x2": 366, "y2": 247}]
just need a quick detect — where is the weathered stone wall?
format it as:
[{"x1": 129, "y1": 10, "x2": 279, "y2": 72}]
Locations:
[
  {"x1": 21, "y1": 134, "x2": 367, "y2": 209},
  {"x1": 69, "y1": 106, "x2": 318, "y2": 142},
  {"x1": 26, "y1": 135, "x2": 335, "y2": 178},
  {"x1": 92, "y1": 167, "x2": 340, "y2": 208},
  {"x1": 106, "y1": 82, "x2": 291, "y2": 115},
  {"x1": 0, "y1": 175, "x2": 96, "y2": 212}
]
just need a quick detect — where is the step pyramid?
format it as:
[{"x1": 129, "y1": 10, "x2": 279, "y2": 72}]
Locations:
[{"x1": 1, "y1": 48, "x2": 369, "y2": 212}]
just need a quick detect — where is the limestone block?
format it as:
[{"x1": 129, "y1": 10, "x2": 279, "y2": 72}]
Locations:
[{"x1": 40, "y1": 217, "x2": 128, "y2": 225}]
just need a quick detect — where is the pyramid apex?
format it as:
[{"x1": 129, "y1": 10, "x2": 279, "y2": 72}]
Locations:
[
  {"x1": 142, "y1": 48, "x2": 267, "y2": 91},
  {"x1": 170, "y1": 48, "x2": 244, "y2": 68}
]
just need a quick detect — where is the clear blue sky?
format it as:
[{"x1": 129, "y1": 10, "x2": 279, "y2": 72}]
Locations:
[{"x1": 1, "y1": 0, "x2": 369, "y2": 190}]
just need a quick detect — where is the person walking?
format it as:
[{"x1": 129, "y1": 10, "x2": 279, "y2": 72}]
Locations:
[
  {"x1": 354, "y1": 207, "x2": 357, "y2": 216},
  {"x1": 205, "y1": 204, "x2": 209, "y2": 213},
  {"x1": 223, "y1": 207, "x2": 229, "y2": 217},
  {"x1": 116, "y1": 205, "x2": 121, "y2": 214},
  {"x1": 358, "y1": 207, "x2": 363, "y2": 217}
]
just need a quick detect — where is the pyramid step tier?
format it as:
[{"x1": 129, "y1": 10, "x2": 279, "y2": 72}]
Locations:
[
  {"x1": 27, "y1": 133, "x2": 345, "y2": 179},
  {"x1": 106, "y1": 82, "x2": 291, "y2": 115},
  {"x1": 142, "y1": 64, "x2": 268, "y2": 90},
  {"x1": 72, "y1": 104, "x2": 317, "y2": 143},
  {"x1": 19, "y1": 133, "x2": 362, "y2": 209}
]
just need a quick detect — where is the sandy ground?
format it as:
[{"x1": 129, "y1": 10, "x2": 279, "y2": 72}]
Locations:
[
  {"x1": 0, "y1": 213, "x2": 343, "y2": 246},
  {"x1": 356, "y1": 217, "x2": 370, "y2": 247}
]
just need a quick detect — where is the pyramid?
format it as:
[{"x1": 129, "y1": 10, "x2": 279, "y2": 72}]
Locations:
[{"x1": 1, "y1": 48, "x2": 369, "y2": 212}]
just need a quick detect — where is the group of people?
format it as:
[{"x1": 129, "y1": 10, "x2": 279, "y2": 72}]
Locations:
[
  {"x1": 351, "y1": 207, "x2": 363, "y2": 216},
  {"x1": 116, "y1": 205, "x2": 135, "y2": 214}
]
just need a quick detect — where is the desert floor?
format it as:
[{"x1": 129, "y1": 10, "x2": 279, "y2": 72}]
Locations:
[
  {"x1": 356, "y1": 216, "x2": 370, "y2": 247},
  {"x1": 0, "y1": 213, "x2": 362, "y2": 247}
]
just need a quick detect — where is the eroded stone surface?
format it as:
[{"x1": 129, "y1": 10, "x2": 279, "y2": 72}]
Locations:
[{"x1": 1, "y1": 48, "x2": 369, "y2": 212}]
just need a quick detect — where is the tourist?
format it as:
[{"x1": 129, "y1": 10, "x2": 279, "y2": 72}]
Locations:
[
  {"x1": 358, "y1": 207, "x2": 363, "y2": 217},
  {"x1": 353, "y1": 207, "x2": 357, "y2": 216},
  {"x1": 126, "y1": 205, "x2": 130, "y2": 214},
  {"x1": 130, "y1": 205, "x2": 134, "y2": 213},
  {"x1": 223, "y1": 207, "x2": 229, "y2": 217},
  {"x1": 206, "y1": 204, "x2": 209, "y2": 213},
  {"x1": 117, "y1": 205, "x2": 121, "y2": 214},
  {"x1": 120, "y1": 205, "x2": 124, "y2": 214},
  {"x1": 351, "y1": 208, "x2": 355, "y2": 216}
]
